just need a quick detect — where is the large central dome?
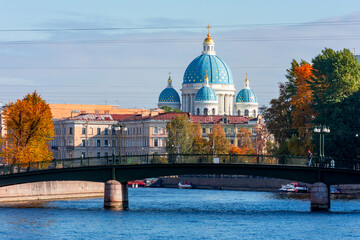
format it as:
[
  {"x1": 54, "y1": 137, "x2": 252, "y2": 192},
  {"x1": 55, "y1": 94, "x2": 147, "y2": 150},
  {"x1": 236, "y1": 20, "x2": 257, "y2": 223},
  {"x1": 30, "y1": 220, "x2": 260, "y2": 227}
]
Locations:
[{"x1": 183, "y1": 55, "x2": 233, "y2": 84}]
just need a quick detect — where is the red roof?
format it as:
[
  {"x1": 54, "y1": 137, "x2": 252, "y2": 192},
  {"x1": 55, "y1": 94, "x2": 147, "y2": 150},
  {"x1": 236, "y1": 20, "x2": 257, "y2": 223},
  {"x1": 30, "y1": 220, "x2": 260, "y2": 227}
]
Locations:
[
  {"x1": 190, "y1": 115, "x2": 249, "y2": 124},
  {"x1": 122, "y1": 112, "x2": 188, "y2": 122}
]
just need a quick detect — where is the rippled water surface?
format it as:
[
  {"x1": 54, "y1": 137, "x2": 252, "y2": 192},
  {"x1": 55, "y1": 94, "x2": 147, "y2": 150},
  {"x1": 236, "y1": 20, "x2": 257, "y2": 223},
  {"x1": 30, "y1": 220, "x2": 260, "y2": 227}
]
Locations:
[{"x1": 1, "y1": 188, "x2": 360, "y2": 240}]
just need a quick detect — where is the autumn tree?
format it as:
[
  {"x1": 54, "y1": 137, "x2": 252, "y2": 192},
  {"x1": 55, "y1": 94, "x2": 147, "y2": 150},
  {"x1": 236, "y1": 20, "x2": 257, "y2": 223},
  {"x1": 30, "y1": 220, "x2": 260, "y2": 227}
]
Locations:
[
  {"x1": 288, "y1": 63, "x2": 315, "y2": 155},
  {"x1": 260, "y1": 59, "x2": 309, "y2": 154},
  {"x1": 237, "y1": 128, "x2": 255, "y2": 154},
  {"x1": 1, "y1": 91, "x2": 54, "y2": 165},
  {"x1": 192, "y1": 122, "x2": 210, "y2": 154},
  {"x1": 208, "y1": 124, "x2": 231, "y2": 154},
  {"x1": 166, "y1": 114, "x2": 195, "y2": 154}
]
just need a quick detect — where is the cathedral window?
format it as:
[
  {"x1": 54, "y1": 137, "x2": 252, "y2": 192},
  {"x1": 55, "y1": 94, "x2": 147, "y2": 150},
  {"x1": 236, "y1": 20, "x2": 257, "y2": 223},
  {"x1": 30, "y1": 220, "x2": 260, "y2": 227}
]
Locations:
[
  {"x1": 197, "y1": 108, "x2": 200, "y2": 115},
  {"x1": 212, "y1": 108, "x2": 215, "y2": 115},
  {"x1": 253, "y1": 110, "x2": 257, "y2": 117},
  {"x1": 245, "y1": 110, "x2": 249, "y2": 116},
  {"x1": 238, "y1": 110, "x2": 241, "y2": 116},
  {"x1": 204, "y1": 108, "x2": 208, "y2": 116}
]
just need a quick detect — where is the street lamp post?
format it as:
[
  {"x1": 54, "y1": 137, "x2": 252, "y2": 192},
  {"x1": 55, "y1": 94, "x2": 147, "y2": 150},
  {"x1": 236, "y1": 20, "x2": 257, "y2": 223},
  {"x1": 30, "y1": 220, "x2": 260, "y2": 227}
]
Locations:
[
  {"x1": 314, "y1": 126, "x2": 330, "y2": 166},
  {"x1": 110, "y1": 124, "x2": 127, "y2": 163}
]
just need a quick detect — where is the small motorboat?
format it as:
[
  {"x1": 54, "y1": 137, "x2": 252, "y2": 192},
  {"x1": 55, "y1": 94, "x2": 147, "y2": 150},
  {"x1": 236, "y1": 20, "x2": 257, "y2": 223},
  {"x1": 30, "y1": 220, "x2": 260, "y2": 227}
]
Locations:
[
  {"x1": 178, "y1": 180, "x2": 192, "y2": 189},
  {"x1": 279, "y1": 182, "x2": 309, "y2": 193},
  {"x1": 128, "y1": 180, "x2": 145, "y2": 188},
  {"x1": 330, "y1": 187, "x2": 341, "y2": 194}
]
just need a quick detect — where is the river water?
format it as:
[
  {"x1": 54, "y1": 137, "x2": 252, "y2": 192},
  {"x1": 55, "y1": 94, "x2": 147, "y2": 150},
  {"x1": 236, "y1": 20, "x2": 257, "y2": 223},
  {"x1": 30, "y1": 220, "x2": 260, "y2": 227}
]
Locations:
[{"x1": 1, "y1": 188, "x2": 360, "y2": 240}]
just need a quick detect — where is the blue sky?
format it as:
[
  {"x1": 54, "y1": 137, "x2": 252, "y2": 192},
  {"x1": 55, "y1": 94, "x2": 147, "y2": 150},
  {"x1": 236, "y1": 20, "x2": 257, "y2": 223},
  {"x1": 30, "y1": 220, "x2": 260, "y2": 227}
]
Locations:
[{"x1": 1, "y1": 1, "x2": 360, "y2": 109}]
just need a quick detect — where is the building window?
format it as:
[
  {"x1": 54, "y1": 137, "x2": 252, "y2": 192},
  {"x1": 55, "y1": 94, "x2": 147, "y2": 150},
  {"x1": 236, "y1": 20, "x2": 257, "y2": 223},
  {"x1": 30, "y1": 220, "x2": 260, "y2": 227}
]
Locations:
[
  {"x1": 197, "y1": 108, "x2": 200, "y2": 115},
  {"x1": 97, "y1": 152, "x2": 100, "y2": 159},
  {"x1": 104, "y1": 139, "x2": 109, "y2": 147},
  {"x1": 105, "y1": 152, "x2": 109, "y2": 158},
  {"x1": 224, "y1": 128, "x2": 227, "y2": 133},
  {"x1": 81, "y1": 152, "x2": 86, "y2": 158},
  {"x1": 153, "y1": 127, "x2": 159, "y2": 134},
  {"x1": 69, "y1": 127, "x2": 73, "y2": 135},
  {"x1": 97, "y1": 139, "x2": 101, "y2": 147},
  {"x1": 97, "y1": 128, "x2": 101, "y2": 135},
  {"x1": 209, "y1": 128, "x2": 212, "y2": 133},
  {"x1": 212, "y1": 108, "x2": 215, "y2": 115},
  {"x1": 112, "y1": 128, "x2": 116, "y2": 135},
  {"x1": 154, "y1": 139, "x2": 158, "y2": 147},
  {"x1": 68, "y1": 138, "x2": 74, "y2": 146},
  {"x1": 253, "y1": 110, "x2": 257, "y2": 117},
  {"x1": 245, "y1": 110, "x2": 249, "y2": 116},
  {"x1": 202, "y1": 128, "x2": 206, "y2": 134},
  {"x1": 112, "y1": 139, "x2": 116, "y2": 148},
  {"x1": 104, "y1": 128, "x2": 109, "y2": 135},
  {"x1": 90, "y1": 127, "x2": 94, "y2": 135},
  {"x1": 82, "y1": 127, "x2": 86, "y2": 135},
  {"x1": 81, "y1": 139, "x2": 86, "y2": 147},
  {"x1": 204, "y1": 108, "x2": 208, "y2": 116},
  {"x1": 230, "y1": 140, "x2": 234, "y2": 144},
  {"x1": 238, "y1": 110, "x2": 241, "y2": 116}
]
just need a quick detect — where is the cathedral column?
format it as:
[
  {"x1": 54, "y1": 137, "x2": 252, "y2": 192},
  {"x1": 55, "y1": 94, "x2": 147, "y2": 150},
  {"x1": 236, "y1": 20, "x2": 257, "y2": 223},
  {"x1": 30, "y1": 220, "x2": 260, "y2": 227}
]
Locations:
[
  {"x1": 182, "y1": 94, "x2": 186, "y2": 112},
  {"x1": 224, "y1": 94, "x2": 228, "y2": 115},
  {"x1": 187, "y1": 94, "x2": 191, "y2": 113},
  {"x1": 218, "y1": 94, "x2": 224, "y2": 115},
  {"x1": 189, "y1": 94, "x2": 193, "y2": 114}
]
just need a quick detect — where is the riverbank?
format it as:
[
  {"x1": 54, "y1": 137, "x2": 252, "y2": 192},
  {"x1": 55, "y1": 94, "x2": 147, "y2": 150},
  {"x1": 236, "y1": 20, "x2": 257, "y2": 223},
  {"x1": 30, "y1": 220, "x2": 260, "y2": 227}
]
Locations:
[{"x1": 0, "y1": 181, "x2": 103, "y2": 203}]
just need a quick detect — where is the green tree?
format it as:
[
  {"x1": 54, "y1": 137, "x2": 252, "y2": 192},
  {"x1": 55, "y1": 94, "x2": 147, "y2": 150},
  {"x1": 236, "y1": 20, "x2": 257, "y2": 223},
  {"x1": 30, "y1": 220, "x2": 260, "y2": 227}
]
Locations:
[
  {"x1": 166, "y1": 115, "x2": 195, "y2": 154},
  {"x1": 311, "y1": 48, "x2": 360, "y2": 159},
  {"x1": 1, "y1": 91, "x2": 54, "y2": 165}
]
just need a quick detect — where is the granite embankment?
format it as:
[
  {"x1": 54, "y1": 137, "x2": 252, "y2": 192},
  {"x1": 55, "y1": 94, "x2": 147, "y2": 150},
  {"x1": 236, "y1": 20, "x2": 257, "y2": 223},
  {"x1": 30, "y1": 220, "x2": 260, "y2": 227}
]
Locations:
[{"x1": 0, "y1": 181, "x2": 104, "y2": 203}]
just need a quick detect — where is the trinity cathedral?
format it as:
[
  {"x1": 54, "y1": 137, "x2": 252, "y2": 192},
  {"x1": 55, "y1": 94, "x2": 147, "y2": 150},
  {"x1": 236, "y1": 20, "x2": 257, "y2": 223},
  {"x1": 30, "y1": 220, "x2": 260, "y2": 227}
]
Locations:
[{"x1": 158, "y1": 28, "x2": 258, "y2": 118}]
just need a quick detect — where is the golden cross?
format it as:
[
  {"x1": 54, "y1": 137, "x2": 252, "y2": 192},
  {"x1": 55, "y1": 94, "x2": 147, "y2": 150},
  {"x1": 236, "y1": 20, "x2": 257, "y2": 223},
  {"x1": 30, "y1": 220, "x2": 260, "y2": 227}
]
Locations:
[
  {"x1": 168, "y1": 72, "x2": 171, "y2": 77},
  {"x1": 206, "y1": 24, "x2": 211, "y2": 35}
]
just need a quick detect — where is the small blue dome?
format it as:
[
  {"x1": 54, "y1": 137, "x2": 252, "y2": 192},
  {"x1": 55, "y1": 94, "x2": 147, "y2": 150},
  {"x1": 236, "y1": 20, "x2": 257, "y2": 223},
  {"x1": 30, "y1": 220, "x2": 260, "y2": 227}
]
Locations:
[
  {"x1": 159, "y1": 87, "x2": 180, "y2": 103},
  {"x1": 183, "y1": 55, "x2": 233, "y2": 84},
  {"x1": 195, "y1": 86, "x2": 217, "y2": 102},
  {"x1": 236, "y1": 89, "x2": 258, "y2": 103}
]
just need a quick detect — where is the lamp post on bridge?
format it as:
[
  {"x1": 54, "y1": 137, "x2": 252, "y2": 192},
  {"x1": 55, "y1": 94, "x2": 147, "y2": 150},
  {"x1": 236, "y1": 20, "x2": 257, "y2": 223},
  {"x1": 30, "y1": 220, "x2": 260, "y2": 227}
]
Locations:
[
  {"x1": 314, "y1": 126, "x2": 330, "y2": 166},
  {"x1": 110, "y1": 124, "x2": 127, "y2": 163}
]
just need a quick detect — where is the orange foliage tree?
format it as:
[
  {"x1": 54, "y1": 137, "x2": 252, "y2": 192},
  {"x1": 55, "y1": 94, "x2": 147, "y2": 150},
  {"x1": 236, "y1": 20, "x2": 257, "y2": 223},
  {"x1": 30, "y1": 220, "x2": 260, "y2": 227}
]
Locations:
[
  {"x1": 289, "y1": 63, "x2": 315, "y2": 155},
  {"x1": 1, "y1": 91, "x2": 54, "y2": 165},
  {"x1": 192, "y1": 122, "x2": 210, "y2": 154},
  {"x1": 237, "y1": 128, "x2": 255, "y2": 154},
  {"x1": 208, "y1": 124, "x2": 231, "y2": 154}
]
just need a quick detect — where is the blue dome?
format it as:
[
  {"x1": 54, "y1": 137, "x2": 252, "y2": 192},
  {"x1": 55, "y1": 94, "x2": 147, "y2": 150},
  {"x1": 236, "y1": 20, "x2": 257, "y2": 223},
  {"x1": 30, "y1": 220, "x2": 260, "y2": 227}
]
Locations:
[
  {"x1": 236, "y1": 89, "x2": 258, "y2": 103},
  {"x1": 159, "y1": 87, "x2": 180, "y2": 103},
  {"x1": 195, "y1": 86, "x2": 217, "y2": 102},
  {"x1": 183, "y1": 55, "x2": 233, "y2": 84}
]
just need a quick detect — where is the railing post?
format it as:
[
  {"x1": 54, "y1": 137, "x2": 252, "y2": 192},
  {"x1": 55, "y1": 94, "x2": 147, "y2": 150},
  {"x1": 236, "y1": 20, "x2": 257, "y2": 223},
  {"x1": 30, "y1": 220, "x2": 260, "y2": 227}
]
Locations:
[
  {"x1": 54, "y1": 159, "x2": 57, "y2": 168},
  {"x1": 28, "y1": 161, "x2": 31, "y2": 172},
  {"x1": 87, "y1": 157, "x2": 90, "y2": 166},
  {"x1": 17, "y1": 165, "x2": 20, "y2": 173},
  {"x1": 62, "y1": 159, "x2": 65, "y2": 168},
  {"x1": 229, "y1": 154, "x2": 232, "y2": 164},
  {"x1": 146, "y1": 154, "x2": 149, "y2": 164},
  {"x1": 257, "y1": 155, "x2": 259, "y2": 164}
]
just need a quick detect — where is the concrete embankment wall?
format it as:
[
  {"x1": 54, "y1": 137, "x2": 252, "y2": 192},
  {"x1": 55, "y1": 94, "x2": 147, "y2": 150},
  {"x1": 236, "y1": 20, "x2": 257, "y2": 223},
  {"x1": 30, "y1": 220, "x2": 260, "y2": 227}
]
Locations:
[
  {"x1": 0, "y1": 181, "x2": 104, "y2": 203},
  {"x1": 161, "y1": 175, "x2": 296, "y2": 192},
  {"x1": 161, "y1": 175, "x2": 360, "y2": 194}
]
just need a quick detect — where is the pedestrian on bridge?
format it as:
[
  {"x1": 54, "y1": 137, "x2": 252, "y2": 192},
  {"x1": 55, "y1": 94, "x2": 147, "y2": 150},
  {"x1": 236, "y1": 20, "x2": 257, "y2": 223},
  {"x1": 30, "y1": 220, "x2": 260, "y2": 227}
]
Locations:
[{"x1": 308, "y1": 150, "x2": 313, "y2": 167}]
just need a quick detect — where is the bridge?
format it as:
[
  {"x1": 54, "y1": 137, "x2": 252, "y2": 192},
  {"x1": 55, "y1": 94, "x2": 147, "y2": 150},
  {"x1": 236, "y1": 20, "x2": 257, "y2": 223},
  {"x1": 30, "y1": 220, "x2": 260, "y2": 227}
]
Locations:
[{"x1": 0, "y1": 154, "x2": 359, "y2": 211}]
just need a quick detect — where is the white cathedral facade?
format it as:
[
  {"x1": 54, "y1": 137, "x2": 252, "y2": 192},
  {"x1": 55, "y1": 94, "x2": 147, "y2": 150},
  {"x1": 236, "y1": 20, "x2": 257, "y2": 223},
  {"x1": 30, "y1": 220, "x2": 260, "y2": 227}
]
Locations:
[{"x1": 158, "y1": 30, "x2": 258, "y2": 118}]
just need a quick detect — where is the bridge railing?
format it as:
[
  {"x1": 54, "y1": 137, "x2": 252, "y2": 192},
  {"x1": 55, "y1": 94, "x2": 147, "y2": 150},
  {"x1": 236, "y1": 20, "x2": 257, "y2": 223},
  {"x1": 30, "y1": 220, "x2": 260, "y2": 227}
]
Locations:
[{"x1": 0, "y1": 154, "x2": 359, "y2": 176}]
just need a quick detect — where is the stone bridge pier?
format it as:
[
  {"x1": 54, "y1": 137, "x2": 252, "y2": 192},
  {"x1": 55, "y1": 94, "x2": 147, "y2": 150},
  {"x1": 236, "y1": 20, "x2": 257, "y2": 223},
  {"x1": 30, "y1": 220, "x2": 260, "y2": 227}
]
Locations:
[
  {"x1": 104, "y1": 180, "x2": 128, "y2": 210},
  {"x1": 310, "y1": 182, "x2": 330, "y2": 211}
]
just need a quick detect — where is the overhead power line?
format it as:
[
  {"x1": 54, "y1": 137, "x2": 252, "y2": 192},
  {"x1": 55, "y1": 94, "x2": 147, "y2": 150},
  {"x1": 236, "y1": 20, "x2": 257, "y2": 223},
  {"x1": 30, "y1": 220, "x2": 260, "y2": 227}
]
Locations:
[
  {"x1": 2, "y1": 36, "x2": 360, "y2": 45},
  {"x1": 2, "y1": 20, "x2": 360, "y2": 32}
]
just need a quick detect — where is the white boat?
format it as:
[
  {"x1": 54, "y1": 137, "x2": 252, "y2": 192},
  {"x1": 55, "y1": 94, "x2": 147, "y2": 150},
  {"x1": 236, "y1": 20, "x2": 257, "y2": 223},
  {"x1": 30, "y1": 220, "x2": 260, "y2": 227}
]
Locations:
[
  {"x1": 279, "y1": 182, "x2": 309, "y2": 193},
  {"x1": 178, "y1": 181, "x2": 192, "y2": 189}
]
